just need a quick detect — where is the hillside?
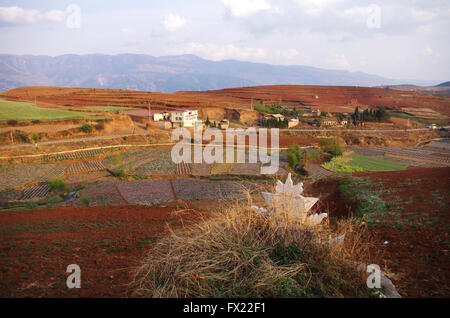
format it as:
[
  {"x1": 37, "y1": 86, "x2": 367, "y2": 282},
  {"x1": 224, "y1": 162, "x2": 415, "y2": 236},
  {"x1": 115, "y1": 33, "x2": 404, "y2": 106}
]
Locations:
[
  {"x1": 0, "y1": 54, "x2": 438, "y2": 93},
  {"x1": 380, "y1": 81, "x2": 450, "y2": 97},
  {"x1": 1, "y1": 85, "x2": 449, "y2": 118}
]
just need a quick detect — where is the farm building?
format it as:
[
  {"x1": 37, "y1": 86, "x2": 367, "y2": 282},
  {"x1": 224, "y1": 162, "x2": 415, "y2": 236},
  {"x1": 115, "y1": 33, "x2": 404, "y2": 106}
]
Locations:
[
  {"x1": 171, "y1": 109, "x2": 198, "y2": 127},
  {"x1": 219, "y1": 119, "x2": 230, "y2": 129},
  {"x1": 301, "y1": 108, "x2": 321, "y2": 117},
  {"x1": 288, "y1": 118, "x2": 299, "y2": 128},
  {"x1": 153, "y1": 112, "x2": 169, "y2": 121}
]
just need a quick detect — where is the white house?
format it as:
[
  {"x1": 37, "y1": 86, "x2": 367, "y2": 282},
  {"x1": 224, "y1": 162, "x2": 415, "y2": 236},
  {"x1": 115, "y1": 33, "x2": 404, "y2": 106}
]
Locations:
[
  {"x1": 171, "y1": 109, "x2": 198, "y2": 127},
  {"x1": 153, "y1": 112, "x2": 169, "y2": 121}
]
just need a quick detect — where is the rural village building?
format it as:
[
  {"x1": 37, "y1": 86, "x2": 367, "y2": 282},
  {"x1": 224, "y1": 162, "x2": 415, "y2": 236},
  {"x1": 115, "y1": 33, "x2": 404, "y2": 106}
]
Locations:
[{"x1": 170, "y1": 109, "x2": 199, "y2": 127}]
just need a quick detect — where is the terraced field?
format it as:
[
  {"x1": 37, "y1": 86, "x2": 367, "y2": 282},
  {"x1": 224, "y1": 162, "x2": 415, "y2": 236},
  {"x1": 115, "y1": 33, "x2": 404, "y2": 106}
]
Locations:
[
  {"x1": 20, "y1": 184, "x2": 51, "y2": 200},
  {"x1": 116, "y1": 180, "x2": 175, "y2": 205},
  {"x1": 130, "y1": 154, "x2": 176, "y2": 176},
  {"x1": 43, "y1": 149, "x2": 107, "y2": 162},
  {"x1": 33, "y1": 164, "x2": 69, "y2": 183},
  {"x1": 350, "y1": 146, "x2": 450, "y2": 168},
  {"x1": 0, "y1": 164, "x2": 56, "y2": 191},
  {"x1": 66, "y1": 161, "x2": 106, "y2": 175}
]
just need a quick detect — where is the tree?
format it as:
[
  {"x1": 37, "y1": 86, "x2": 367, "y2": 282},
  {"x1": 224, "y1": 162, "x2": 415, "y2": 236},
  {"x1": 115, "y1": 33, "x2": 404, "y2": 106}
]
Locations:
[
  {"x1": 205, "y1": 116, "x2": 211, "y2": 127},
  {"x1": 336, "y1": 113, "x2": 344, "y2": 124},
  {"x1": 287, "y1": 145, "x2": 301, "y2": 168}
]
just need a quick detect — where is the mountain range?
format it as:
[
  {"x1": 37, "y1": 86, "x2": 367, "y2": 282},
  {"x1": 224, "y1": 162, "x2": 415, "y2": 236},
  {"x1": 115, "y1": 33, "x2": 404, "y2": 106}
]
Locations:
[{"x1": 0, "y1": 53, "x2": 442, "y2": 93}]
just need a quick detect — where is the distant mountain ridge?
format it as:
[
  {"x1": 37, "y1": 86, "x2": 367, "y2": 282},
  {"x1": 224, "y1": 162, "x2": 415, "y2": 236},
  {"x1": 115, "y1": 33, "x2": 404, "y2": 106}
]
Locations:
[{"x1": 0, "y1": 53, "x2": 440, "y2": 93}]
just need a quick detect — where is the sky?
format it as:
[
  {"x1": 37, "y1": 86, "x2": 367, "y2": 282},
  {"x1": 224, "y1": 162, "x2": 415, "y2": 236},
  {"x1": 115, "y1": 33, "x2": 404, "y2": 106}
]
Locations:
[{"x1": 0, "y1": 0, "x2": 448, "y2": 82}]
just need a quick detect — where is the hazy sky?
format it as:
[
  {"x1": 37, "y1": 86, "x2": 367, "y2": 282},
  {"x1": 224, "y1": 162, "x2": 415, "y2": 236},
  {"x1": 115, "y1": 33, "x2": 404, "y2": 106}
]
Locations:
[{"x1": 0, "y1": 0, "x2": 448, "y2": 82}]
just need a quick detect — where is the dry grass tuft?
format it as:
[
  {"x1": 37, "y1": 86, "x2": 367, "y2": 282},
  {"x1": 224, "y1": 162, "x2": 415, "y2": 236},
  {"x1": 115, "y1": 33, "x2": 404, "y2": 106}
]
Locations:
[{"x1": 130, "y1": 195, "x2": 377, "y2": 298}]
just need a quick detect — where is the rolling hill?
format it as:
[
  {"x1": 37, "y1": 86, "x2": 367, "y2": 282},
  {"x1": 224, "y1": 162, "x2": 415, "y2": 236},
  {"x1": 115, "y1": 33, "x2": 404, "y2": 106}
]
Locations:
[
  {"x1": 1, "y1": 85, "x2": 449, "y2": 118},
  {"x1": 379, "y1": 81, "x2": 450, "y2": 97}
]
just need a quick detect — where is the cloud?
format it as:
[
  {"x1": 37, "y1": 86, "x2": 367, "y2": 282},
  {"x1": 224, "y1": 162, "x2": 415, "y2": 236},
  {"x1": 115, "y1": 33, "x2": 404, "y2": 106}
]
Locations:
[
  {"x1": 221, "y1": 0, "x2": 273, "y2": 17},
  {"x1": 424, "y1": 47, "x2": 440, "y2": 58},
  {"x1": 0, "y1": 6, "x2": 66, "y2": 25},
  {"x1": 166, "y1": 42, "x2": 268, "y2": 61},
  {"x1": 163, "y1": 13, "x2": 186, "y2": 32},
  {"x1": 275, "y1": 49, "x2": 300, "y2": 60}
]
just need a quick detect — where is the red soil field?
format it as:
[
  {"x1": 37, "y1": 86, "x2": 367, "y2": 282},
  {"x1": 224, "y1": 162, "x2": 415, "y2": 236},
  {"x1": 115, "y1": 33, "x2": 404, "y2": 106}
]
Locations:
[
  {"x1": 355, "y1": 167, "x2": 450, "y2": 297},
  {"x1": 2, "y1": 85, "x2": 449, "y2": 117},
  {"x1": 0, "y1": 205, "x2": 208, "y2": 297}
]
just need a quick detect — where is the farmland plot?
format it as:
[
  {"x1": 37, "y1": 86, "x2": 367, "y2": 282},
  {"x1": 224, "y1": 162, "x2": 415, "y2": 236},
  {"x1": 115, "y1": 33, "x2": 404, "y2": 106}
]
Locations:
[
  {"x1": 129, "y1": 148, "x2": 172, "y2": 170},
  {"x1": 130, "y1": 154, "x2": 175, "y2": 176},
  {"x1": 21, "y1": 184, "x2": 51, "y2": 200},
  {"x1": 350, "y1": 146, "x2": 449, "y2": 168},
  {"x1": 44, "y1": 149, "x2": 106, "y2": 162},
  {"x1": 102, "y1": 149, "x2": 148, "y2": 167},
  {"x1": 116, "y1": 180, "x2": 175, "y2": 205},
  {"x1": 75, "y1": 182, "x2": 126, "y2": 206},
  {"x1": 66, "y1": 161, "x2": 105, "y2": 175},
  {"x1": 190, "y1": 163, "x2": 213, "y2": 176},
  {"x1": 230, "y1": 163, "x2": 262, "y2": 175},
  {"x1": 0, "y1": 164, "x2": 56, "y2": 191},
  {"x1": 33, "y1": 163, "x2": 68, "y2": 183},
  {"x1": 0, "y1": 190, "x2": 21, "y2": 203},
  {"x1": 172, "y1": 179, "x2": 254, "y2": 200}
]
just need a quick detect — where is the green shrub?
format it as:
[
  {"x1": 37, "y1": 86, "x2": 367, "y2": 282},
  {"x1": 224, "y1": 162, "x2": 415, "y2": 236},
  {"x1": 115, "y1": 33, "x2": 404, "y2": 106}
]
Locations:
[
  {"x1": 48, "y1": 178, "x2": 67, "y2": 192},
  {"x1": 19, "y1": 134, "x2": 28, "y2": 142},
  {"x1": 322, "y1": 156, "x2": 363, "y2": 173},
  {"x1": 286, "y1": 145, "x2": 301, "y2": 168},
  {"x1": 31, "y1": 133, "x2": 39, "y2": 143},
  {"x1": 119, "y1": 169, "x2": 128, "y2": 178},
  {"x1": 47, "y1": 195, "x2": 63, "y2": 206},
  {"x1": 25, "y1": 201, "x2": 38, "y2": 210},
  {"x1": 82, "y1": 196, "x2": 91, "y2": 206},
  {"x1": 320, "y1": 138, "x2": 343, "y2": 156},
  {"x1": 81, "y1": 123, "x2": 92, "y2": 133}
]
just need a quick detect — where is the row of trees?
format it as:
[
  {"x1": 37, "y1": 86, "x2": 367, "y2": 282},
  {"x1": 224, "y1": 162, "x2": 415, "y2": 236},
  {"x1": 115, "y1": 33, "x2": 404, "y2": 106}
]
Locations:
[
  {"x1": 260, "y1": 117, "x2": 289, "y2": 128},
  {"x1": 353, "y1": 106, "x2": 390, "y2": 124}
]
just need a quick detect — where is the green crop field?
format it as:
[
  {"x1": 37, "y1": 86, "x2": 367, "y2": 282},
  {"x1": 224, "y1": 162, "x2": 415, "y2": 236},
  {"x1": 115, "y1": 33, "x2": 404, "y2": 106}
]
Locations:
[
  {"x1": 0, "y1": 99, "x2": 98, "y2": 122},
  {"x1": 348, "y1": 153, "x2": 407, "y2": 171},
  {"x1": 85, "y1": 106, "x2": 139, "y2": 111}
]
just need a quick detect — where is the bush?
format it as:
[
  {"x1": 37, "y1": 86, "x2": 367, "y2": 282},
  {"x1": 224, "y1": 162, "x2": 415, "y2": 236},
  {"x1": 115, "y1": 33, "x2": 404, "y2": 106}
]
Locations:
[
  {"x1": 25, "y1": 201, "x2": 38, "y2": 210},
  {"x1": 321, "y1": 156, "x2": 363, "y2": 173},
  {"x1": 286, "y1": 145, "x2": 301, "y2": 168},
  {"x1": 81, "y1": 123, "x2": 92, "y2": 133},
  {"x1": 7, "y1": 120, "x2": 18, "y2": 126},
  {"x1": 47, "y1": 195, "x2": 63, "y2": 206},
  {"x1": 82, "y1": 196, "x2": 91, "y2": 206},
  {"x1": 130, "y1": 201, "x2": 374, "y2": 298},
  {"x1": 19, "y1": 134, "x2": 28, "y2": 143},
  {"x1": 320, "y1": 138, "x2": 343, "y2": 156},
  {"x1": 118, "y1": 169, "x2": 128, "y2": 178},
  {"x1": 48, "y1": 178, "x2": 67, "y2": 192},
  {"x1": 31, "y1": 133, "x2": 39, "y2": 143}
]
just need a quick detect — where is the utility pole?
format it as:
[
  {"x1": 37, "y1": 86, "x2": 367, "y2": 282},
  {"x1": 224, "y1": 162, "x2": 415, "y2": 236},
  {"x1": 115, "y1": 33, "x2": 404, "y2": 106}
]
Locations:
[{"x1": 148, "y1": 101, "x2": 151, "y2": 121}]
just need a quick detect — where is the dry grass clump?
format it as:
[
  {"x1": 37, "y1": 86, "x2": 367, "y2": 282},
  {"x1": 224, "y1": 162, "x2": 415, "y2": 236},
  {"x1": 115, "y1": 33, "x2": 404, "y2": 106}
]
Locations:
[{"x1": 130, "y1": 200, "x2": 375, "y2": 298}]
